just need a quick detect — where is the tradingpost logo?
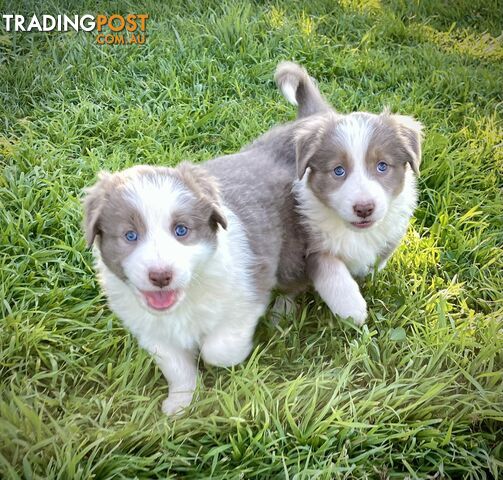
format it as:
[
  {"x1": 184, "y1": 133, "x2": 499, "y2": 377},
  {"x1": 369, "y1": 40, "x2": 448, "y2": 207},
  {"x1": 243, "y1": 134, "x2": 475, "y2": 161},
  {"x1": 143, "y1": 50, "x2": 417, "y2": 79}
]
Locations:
[{"x1": 1, "y1": 14, "x2": 148, "y2": 45}]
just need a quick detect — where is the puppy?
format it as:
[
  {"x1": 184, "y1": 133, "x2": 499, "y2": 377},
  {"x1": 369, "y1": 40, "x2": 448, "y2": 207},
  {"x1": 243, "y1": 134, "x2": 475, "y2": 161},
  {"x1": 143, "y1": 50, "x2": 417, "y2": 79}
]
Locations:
[
  {"x1": 83, "y1": 154, "x2": 302, "y2": 414},
  {"x1": 275, "y1": 62, "x2": 423, "y2": 325}
]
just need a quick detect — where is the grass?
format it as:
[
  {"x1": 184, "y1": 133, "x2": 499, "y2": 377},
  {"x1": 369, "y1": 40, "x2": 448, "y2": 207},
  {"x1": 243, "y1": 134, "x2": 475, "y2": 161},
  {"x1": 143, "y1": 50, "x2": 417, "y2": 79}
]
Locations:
[{"x1": 0, "y1": 0, "x2": 502, "y2": 478}]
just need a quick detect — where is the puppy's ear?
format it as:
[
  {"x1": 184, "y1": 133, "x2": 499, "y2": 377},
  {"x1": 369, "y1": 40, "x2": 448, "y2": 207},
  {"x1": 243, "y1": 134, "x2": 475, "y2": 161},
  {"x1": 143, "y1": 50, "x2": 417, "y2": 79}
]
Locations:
[
  {"x1": 177, "y1": 162, "x2": 227, "y2": 231},
  {"x1": 82, "y1": 171, "x2": 112, "y2": 247},
  {"x1": 389, "y1": 113, "x2": 423, "y2": 175},
  {"x1": 210, "y1": 207, "x2": 227, "y2": 231},
  {"x1": 295, "y1": 115, "x2": 331, "y2": 179},
  {"x1": 177, "y1": 162, "x2": 219, "y2": 201}
]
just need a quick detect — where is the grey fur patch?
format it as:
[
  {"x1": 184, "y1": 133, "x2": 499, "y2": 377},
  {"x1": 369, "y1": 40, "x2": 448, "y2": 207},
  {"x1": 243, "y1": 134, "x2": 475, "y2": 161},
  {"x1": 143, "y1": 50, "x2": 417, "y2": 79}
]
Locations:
[
  {"x1": 295, "y1": 113, "x2": 338, "y2": 179},
  {"x1": 83, "y1": 171, "x2": 114, "y2": 247},
  {"x1": 173, "y1": 162, "x2": 228, "y2": 232},
  {"x1": 204, "y1": 138, "x2": 309, "y2": 299},
  {"x1": 385, "y1": 113, "x2": 423, "y2": 175},
  {"x1": 83, "y1": 170, "x2": 147, "y2": 280}
]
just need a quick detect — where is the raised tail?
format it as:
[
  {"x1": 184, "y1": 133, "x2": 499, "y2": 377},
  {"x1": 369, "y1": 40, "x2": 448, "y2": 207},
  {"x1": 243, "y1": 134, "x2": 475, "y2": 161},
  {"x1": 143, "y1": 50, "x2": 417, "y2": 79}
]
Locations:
[{"x1": 274, "y1": 61, "x2": 331, "y2": 119}]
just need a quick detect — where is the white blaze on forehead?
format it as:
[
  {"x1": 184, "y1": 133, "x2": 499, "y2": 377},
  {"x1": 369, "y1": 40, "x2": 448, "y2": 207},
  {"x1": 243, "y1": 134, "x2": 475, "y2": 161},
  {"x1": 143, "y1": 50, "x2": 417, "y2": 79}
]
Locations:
[
  {"x1": 123, "y1": 173, "x2": 193, "y2": 232},
  {"x1": 334, "y1": 114, "x2": 375, "y2": 169}
]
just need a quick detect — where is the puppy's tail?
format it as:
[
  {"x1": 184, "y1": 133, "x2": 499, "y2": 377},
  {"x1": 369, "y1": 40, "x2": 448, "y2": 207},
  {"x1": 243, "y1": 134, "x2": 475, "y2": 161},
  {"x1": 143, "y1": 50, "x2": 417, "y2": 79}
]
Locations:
[{"x1": 275, "y1": 61, "x2": 331, "y2": 118}]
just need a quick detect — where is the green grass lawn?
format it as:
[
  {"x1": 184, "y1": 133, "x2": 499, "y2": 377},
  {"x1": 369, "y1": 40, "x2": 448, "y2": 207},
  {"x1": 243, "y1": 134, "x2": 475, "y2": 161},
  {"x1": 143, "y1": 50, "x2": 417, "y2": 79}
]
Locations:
[{"x1": 1, "y1": 0, "x2": 502, "y2": 478}]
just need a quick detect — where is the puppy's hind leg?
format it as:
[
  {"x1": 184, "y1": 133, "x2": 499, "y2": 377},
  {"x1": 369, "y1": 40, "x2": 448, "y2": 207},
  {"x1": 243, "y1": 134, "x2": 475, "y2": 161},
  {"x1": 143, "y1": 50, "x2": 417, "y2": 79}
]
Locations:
[
  {"x1": 308, "y1": 253, "x2": 367, "y2": 326},
  {"x1": 201, "y1": 305, "x2": 264, "y2": 368}
]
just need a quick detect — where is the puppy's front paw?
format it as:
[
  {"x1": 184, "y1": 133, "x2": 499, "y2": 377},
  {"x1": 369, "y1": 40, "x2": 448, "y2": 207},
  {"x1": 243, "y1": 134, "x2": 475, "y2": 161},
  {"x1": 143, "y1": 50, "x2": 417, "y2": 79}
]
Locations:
[
  {"x1": 335, "y1": 292, "x2": 368, "y2": 326},
  {"x1": 161, "y1": 392, "x2": 193, "y2": 416}
]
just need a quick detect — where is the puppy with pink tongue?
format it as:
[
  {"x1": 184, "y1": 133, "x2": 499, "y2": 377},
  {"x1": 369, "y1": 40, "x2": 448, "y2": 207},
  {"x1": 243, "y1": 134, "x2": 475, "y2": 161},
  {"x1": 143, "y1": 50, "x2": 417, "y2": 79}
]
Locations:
[{"x1": 83, "y1": 145, "x2": 300, "y2": 415}]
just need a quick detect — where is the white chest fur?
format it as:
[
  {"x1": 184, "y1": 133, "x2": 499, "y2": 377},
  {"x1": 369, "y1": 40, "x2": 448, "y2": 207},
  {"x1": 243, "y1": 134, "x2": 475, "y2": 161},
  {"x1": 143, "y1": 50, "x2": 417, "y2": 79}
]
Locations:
[{"x1": 95, "y1": 210, "x2": 259, "y2": 353}]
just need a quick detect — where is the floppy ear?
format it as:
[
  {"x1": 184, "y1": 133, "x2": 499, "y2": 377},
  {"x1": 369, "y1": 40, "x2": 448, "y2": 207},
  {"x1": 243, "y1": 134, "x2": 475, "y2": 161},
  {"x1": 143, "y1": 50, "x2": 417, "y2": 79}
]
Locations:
[
  {"x1": 177, "y1": 162, "x2": 228, "y2": 231},
  {"x1": 391, "y1": 114, "x2": 423, "y2": 175},
  {"x1": 210, "y1": 206, "x2": 227, "y2": 231},
  {"x1": 82, "y1": 171, "x2": 112, "y2": 247},
  {"x1": 294, "y1": 114, "x2": 331, "y2": 179}
]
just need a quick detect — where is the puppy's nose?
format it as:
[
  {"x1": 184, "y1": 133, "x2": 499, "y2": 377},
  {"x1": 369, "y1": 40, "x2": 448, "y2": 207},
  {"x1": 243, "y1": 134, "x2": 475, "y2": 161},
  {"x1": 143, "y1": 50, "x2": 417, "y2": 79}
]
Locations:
[
  {"x1": 353, "y1": 202, "x2": 375, "y2": 218},
  {"x1": 148, "y1": 269, "x2": 172, "y2": 288}
]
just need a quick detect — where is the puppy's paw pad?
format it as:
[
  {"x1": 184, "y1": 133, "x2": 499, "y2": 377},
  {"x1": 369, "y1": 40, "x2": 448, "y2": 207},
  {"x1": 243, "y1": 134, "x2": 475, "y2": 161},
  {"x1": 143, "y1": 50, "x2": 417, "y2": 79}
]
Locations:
[{"x1": 161, "y1": 395, "x2": 192, "y2": 416}]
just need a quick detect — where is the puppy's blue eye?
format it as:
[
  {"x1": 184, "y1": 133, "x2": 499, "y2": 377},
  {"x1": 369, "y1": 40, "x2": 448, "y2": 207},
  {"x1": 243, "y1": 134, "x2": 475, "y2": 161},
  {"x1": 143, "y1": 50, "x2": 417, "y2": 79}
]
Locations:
[
  {"x1": 334, "y1": 166, "x2": 346, "y2": 177},
  {"x1": 174, "y1": 224, "x2": 188, "y2": 237},
  {"x1": 377, "y1": 161, "x2": 388, "y2": 173},
  {"x1": 125, "y1": 230, "x2": 138, "y2": 242}
]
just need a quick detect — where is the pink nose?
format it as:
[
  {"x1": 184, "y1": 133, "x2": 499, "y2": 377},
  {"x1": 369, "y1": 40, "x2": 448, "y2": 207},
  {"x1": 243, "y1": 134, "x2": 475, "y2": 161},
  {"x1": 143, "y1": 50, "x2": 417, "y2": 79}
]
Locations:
[
  {"x1": 353, "y1": 202, "x2": 375, "y2": 218},
  {"x1": 148, "y1": 270, "x2": 172, "y2": 288}
]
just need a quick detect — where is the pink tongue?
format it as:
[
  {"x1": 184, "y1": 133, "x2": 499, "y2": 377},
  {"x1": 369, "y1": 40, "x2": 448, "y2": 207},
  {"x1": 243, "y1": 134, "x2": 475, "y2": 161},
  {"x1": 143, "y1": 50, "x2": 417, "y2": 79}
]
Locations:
[{"x1": 142, "y1": 290, "x2": 177, "y2": 310}]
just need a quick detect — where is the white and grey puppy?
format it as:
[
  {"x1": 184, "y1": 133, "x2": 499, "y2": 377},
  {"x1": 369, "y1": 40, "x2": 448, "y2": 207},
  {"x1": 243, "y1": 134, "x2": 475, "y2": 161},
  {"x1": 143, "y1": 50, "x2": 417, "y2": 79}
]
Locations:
[
  {"x1": 83, "y1": 154, "x2": 301, "y2": 415},
  {"x1": 275, "y1": 62, "x2": 423, "y2": 325}
]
